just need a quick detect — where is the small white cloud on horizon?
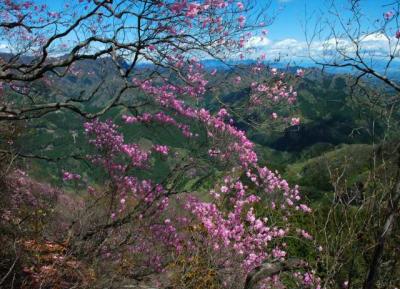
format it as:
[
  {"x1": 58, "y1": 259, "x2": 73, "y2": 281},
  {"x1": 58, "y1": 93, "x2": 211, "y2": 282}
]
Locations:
[{"x1": 0, "y1": 43, "x2": 10, "y2": 52}]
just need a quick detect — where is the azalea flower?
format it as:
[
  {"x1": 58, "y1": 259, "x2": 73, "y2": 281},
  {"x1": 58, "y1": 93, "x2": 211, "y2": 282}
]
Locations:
[{"x1": 291, "y1": 117, "x2": 300, "y2": 126}]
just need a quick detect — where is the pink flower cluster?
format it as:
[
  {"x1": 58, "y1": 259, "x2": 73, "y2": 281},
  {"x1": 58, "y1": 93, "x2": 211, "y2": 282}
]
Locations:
[
  {"x1": 153, "y1": 144, "x2": 169, "y2": 155},
  {"x1": 1, "y1": 170, "x2": 61, "y2": 223},
  {"x1": 293, "y1": 271, "x2": 321, "y2": 288},
  {"x1": 83, "y1": 119, "x2": 184, "y2": 270},
  {"x1": 250, "y1": 77, "x2": 298, "y2": 106},
  {"x1": 62, "y1": 171, "x2": 81, "y2": 181},
  {"x1": 132, "y1": 74, "x2": 258, "y2": 168},
  {"x1": 84, "y1": 119, "x2": 150, "y2": 168},
  {"x1": 291, "y1": 117, "x2": 301, "y2": 126},
  {"x1": 82, "y1": 85, "x2": 315, "y2": 288},
  {"x1": 122, "y1": 112, "x2": 192, "y2": 138},
  {"x1": 185, "y1": 166, "x2": 312, "y2": 273}
]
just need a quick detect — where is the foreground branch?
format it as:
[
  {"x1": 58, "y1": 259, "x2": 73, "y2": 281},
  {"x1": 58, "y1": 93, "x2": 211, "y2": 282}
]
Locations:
[{"x1": 244, "y1": 259, "x2": 306, "y2": 289}]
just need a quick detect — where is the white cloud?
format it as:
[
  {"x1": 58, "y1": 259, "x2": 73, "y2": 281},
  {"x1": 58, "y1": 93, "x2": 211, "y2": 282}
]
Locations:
[
  {"x1": 245, "y1": 36, "x2": 272, "y2": 48},
  {"x1": 244, "y1": 32, "x2": 398, "y2": 61},
  {"x1": 0, "y1": 43, "x2": 10, "y2": 52},
  {"x1": 362, "y1": 33, "x2": 388, "y2": 42}
]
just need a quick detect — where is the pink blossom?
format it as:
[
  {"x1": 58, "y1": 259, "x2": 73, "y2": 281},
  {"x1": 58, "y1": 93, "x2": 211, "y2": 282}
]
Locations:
[
  {"x1": 291, "y1": 117, "x2": 300, "y2": 126},
  {"x1": 217, "y1": 108, "x2": 229, "y2": 118},
  {"x1": 122, "y1": 115, "x2": 137, "y2": 123},
  {"x1": 234, "y1": 76, "x2": 242, "y2": 84},
  {"x1": 221, "y1": 185, "x2": 229, "y2": 193},
  {"x1": 62, "y1": 171, "x2": 81, "y2": 181},
  {"x1": 153, "y1": 144, "x2": 169, "y2": 155},
  {"x1": 186, "y1": 3, "x2": 201, "y2": 18},
  {"x1": 238, "y1": 15, "x2": 246, "y2": 27},
  {"x1": 296, "y1": 68, "x2": 305, "y2": 77},
  {"x1": 384, "y1": 11, "x2": 394, "y2": 20},
  {"x1": 299, "y1": 203, "x2": 311, "y2": 213}
]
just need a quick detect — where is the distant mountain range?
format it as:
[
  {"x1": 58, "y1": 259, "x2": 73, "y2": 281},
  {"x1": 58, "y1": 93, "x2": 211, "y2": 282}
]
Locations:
[{"x1": 2, "y1": 51, "x2": 399, "y2": 82}]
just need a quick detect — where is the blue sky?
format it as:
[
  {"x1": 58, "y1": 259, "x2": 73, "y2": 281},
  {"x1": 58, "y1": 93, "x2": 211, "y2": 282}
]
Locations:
[
  {"x1": 5, "y1": 0, "x2": 398, "y2": 64},
  {"x1": 266, "y1": 0, "x2": 395, "y2": 41},
  {"x1": 268, "y1": 0, "x2": 391, "y2": 41},
  {"x1": 35, "y1": 0, "x2": 390, "y2": 41},
  {"x1": 242, "y1": 0, "x2": 400, "y2": 64}
]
